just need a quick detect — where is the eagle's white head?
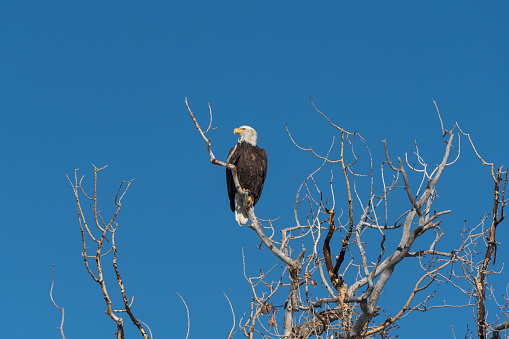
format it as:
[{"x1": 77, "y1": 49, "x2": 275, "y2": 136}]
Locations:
[{"x1": 234, "y1": 125, "x2": 257, "y2": 146}]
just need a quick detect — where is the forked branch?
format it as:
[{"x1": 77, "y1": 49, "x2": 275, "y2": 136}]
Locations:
[{"x1": 68, "y1": 167, "x2": 148, "y2": 339}]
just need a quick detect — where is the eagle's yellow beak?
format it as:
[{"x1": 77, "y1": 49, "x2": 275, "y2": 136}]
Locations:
[{"x1": 234, "y1": 128, "x2": 244, "y2": 134}]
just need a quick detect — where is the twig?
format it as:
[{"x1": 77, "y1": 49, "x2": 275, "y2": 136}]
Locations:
[
  {"x1": 175, "y1": 292, "x2": 190, "y2": 339},
  {"x1": 50, "y1": 265, "x2": 66, "y2": 339},
  {"x1": 456, "y1": 122, "x2": 497, "y2": 182},
  {"x1": 138, "y1": 319, "x2": 153, "y2": 339},
  {"x1": 433, "y1": 100, "x2": 446, "y2": 137},
  {"x1": 224, "y1": 292, "x2": 236, "y2": 339}
]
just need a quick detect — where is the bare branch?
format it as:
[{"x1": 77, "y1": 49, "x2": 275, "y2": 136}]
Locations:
[
  {"x1": 224, "y1": 293, "x2": 236, "y2": 339},
  {"x1": 456, "y1": 122, "x2": 497, "y2": 182},
  {"x1": 50, "y1": 265, "x2": 66, "y2": 339},
  {"x1": 310, "y1": 97, "x2": 356, "y2": 136},
  {"x1": 433, "y1": 100, "x2": 446, "y2": 137},
  {"x1": 175, "y1": 292, "x2": 190, "y2": 339},
  {"x1": 68, "y1": 167, "x2": 149, "y2": 339}
]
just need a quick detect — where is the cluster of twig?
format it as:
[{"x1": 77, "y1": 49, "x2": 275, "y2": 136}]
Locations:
[{"x1": 65, "y1": 166, "x2": 151, "y2": 339}]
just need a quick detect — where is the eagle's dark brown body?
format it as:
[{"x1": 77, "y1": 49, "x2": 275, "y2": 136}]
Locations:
[{"x1": 226, "y1": 141, "x2": 267, "y2": 212}]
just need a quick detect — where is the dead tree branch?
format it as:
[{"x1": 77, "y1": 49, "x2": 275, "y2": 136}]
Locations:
[
  {"x1": 67, "y1": 166, "x2": 148, "y2": 339},
  {"x1": 50, "y1": 265, "x2": 66, "y2": 339},
  {"x1": 176, "y1": 292, "x2": 190, "y2": 339}
]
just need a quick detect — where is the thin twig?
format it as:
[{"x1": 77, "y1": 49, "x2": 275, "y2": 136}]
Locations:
[
  {"x1": 175, "y1": 292, "x2": 190, "y2": 339},
  {"x1": 433, "y1": 100, "x2": 445, "y2": 137},
  {"x1": 50, "y1": 265, "x2": 66, "y2": 339},
  {"x1": 224, "y1": 292, "x2": 236, "y2": 339}
]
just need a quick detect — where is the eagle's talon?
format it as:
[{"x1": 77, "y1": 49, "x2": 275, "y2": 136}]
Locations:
[
  {"x1": 247, "y1": 195, "x2": 254, "y2": 206},
  {"x1": 242, "y1": 188, "x2": 254, "y2": 206}
]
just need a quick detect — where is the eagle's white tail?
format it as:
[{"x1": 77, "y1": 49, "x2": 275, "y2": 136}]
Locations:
[{"x1": 235, "y1": 193, "x2": 249, "y2": 226}]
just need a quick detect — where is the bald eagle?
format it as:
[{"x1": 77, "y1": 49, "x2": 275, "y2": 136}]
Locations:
[{"x1": 226, "y1": 126, "x2": 268, "y2": 226}]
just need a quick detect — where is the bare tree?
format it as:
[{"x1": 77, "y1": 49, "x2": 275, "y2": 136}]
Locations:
[
  {"x1": 67, "y1": 166, "x2": 151, "y2": 339},
  {"x1": 187, "y1": 98, "x2": 508, "y2": 338},
  {"x1": 448, "y1": 124, "x2": 509, "y2": 339}
]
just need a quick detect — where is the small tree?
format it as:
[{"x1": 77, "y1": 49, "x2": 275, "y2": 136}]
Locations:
[{"x1": 66, "y1": 165, "x2": 151, "y2": 339}]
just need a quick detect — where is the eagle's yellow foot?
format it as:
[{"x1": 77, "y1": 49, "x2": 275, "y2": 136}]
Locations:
[
  {"x1": 247, "y1": 195, "x2": 254, "y2": 206},
  {"x1": 243, "y1": 188, "x2": 254, "y2": 206}
]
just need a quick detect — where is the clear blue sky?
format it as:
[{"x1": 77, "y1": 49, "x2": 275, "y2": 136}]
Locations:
[{"x1": 1, "y1": 1, "x2": 508, "y2": 338}]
